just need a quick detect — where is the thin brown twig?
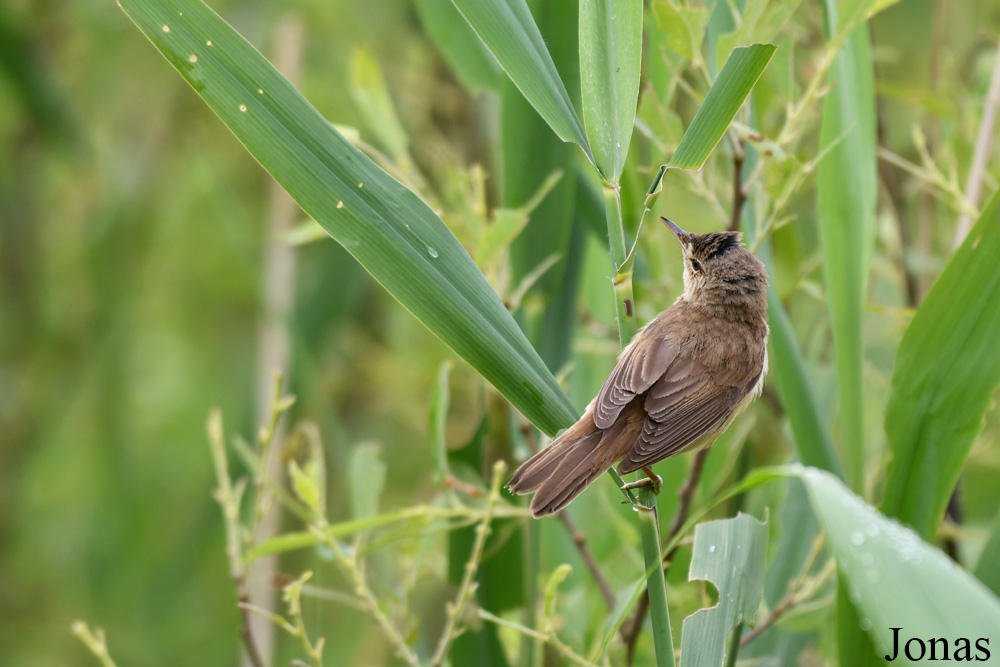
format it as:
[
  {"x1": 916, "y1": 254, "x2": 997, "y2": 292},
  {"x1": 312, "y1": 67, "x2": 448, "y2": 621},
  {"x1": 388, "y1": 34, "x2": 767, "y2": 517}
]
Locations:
[
  {"x1": 519, "y1": 424, "x2": 616, "y2": 611},
  {"x1": 558, "y1": 510, "x2": 616, "y2": 610},
  {"x1": 740, "y1": 537, "x2": 833, "y2": 647},
  {"x1": 729, "y1": 141, "x2": 747, "y2": 233},
  {"x1": 208, "y1": 411, "x2": 267, "y2": 667}
]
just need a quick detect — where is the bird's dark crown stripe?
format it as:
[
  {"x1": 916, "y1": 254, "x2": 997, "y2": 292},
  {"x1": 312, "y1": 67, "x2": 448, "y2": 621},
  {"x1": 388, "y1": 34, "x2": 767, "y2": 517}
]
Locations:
[{"x1": 695, "y1": 232, "x2": 742, "y2": 259}]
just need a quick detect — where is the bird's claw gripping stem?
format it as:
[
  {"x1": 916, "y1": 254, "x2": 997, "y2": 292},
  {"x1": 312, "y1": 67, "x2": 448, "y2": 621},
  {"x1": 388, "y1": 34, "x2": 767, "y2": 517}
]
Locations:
[{"x1": 619, "y1": 467, "x2": 663, "y2": 495}]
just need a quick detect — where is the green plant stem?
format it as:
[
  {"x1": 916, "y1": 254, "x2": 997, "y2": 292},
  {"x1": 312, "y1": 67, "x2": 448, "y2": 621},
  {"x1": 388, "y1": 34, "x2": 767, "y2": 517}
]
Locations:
[
  {"x1": 71, "y1": 622, "x2": 119, "y2": 667},
  {"x1": 604, "y1": 183, "x2": 635, "y2": 341},
  {"x1": 431, "y1": 460, "x2": 507, "y2": 666},
  {"x1": 638, "y1": 489, "x2": 675, "y2": 667},
  {"x1": 602, "y1": 182, "x2": 674, "y2": 667},
  {"x1": 311, "y1": 520, "x2": 419, "y2": 665},
  {"x1": 478, "y1": 609, "x2": 592, "y2": 667},
  {"x1": 207, "y1": 410, "x2": 267, "y2": 667}
]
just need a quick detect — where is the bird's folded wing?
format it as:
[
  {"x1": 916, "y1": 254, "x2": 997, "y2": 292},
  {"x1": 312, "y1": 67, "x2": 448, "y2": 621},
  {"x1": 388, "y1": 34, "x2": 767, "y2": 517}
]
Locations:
[
  {"x1": 593, "y1": 335, "x2": 676, "y2": 429},
  {"x1": 618, "y1": 355, "x2": 758, "y2": 473}
]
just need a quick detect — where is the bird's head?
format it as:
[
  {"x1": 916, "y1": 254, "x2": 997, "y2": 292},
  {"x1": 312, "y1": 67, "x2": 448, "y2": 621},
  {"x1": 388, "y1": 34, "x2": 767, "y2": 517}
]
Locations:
[{"x1": 661, "y1": 217, "x2": 769, "y2": 313}]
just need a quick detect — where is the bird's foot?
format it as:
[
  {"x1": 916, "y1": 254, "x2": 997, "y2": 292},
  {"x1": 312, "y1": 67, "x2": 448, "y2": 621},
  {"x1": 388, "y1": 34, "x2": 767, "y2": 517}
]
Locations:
[{"x1": 619, "y1": 468, "x2": 663, "y2": 495}]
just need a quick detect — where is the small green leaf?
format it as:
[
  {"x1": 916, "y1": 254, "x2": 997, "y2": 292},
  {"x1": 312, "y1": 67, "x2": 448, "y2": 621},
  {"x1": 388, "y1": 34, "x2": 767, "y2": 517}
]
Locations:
[
  {"x1": 680, "y1": 513, "x2": 769, "y2": 667},
  {"x1": 475, "y1": 170, "x2": 562, "y2": 266},
  {"x1": 836, "y1": 0, "x2": 904, "y2": 34},
  {"x1": 668, "y1": 44, "x2": 776, "y2": 170},
  {"x1": 652, "y1": 1, "x2": 710, "y2": 61},
  {"x1": 580, "y1": 0, "x2": 642, "y2": 182},
  {"x1": 289, "y1": 460, "x2": 320, "y2": 515},
  {"x1": 349, "y1": 47, "x2": 409, "y2": 160}
]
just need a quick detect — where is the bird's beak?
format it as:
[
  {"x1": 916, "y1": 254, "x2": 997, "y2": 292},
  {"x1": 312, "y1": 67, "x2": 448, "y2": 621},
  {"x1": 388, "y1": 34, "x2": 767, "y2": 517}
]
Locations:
[{"x1": 661, "y1": 217, "x2": 691, "y2": 246}]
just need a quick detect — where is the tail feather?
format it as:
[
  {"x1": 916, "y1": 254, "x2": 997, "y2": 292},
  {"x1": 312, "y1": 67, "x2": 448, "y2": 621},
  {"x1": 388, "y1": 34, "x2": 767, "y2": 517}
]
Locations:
[
  {"x1": 507, "y1": 417, "x2": 597, "y2": 494},
  {"x1": 508, "y1": 404, "x2": 646, "y2": 517},
  {"x1": 529, "y1": 441, "x2": 606, "y2": 517}
]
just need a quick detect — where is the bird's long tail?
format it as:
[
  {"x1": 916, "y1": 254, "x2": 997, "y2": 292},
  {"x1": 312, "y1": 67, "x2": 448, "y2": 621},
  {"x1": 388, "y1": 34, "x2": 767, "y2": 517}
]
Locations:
[{"x1": 507, "y1": 415, "x2": 620, "y2": 518}]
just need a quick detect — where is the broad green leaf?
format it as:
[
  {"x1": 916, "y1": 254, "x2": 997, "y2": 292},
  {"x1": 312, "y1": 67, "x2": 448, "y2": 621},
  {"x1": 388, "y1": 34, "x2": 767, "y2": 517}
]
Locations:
[
  {"x1": 797, "y1": 467, "x2": 1000, "y2": 660},
  {"x1": 346, "y1": 442, "x2": 386, "y2": 520},
  {"x1": 883, "y1": 192, "x2": 1000, "y2": 538},
  {"x1": 668, "y1": 44, "x2": 776, "y2": 170},
  {"x1": 680, "y1": 513, "x2": 769, "y2": 667},
  {"x1": 451, "y1": 0, "x2": 592, "y2": 160},
  {"x1": 579, "y1": 0, "x2": 642, "y2": 182},
  {"x1": 815, "y1": 7, "x2": 877, "y2": 492},
  {"x1": 118, "y1": 0, "x2": 578, "y2": 436},
  {"x1": 652, "y1": 1, "x2": 709, "y2": 61},
  {"x1": 975, "y1": 507, "x2": 1000, "y2": 597},
  {"x1": 414, "y1": 0, "x2": 502, "y2": 94}
]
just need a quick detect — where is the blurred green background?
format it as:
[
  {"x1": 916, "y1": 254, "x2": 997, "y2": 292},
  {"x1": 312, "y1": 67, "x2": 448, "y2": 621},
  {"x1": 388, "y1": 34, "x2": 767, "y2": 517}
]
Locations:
[{"x1": 2, "y1": 0, "x2": 999, "y2": 665}]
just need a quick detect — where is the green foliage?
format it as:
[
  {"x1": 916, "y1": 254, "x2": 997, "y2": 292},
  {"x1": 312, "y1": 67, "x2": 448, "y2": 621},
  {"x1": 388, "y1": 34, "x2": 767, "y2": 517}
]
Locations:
[
  {"x1": 883, "y1": 192, "x2": 1000, "y2": 538},
  {"x1": 450, "y1": 0, "x2": 592, "y2": 159},
  {"x1": 118, "y1": 0, "x2": 577, "y2": 436},
  {"x1": 680, "y1": 513, "x2": 768, "y2": 667},
  {"x1": 668, "y1": 44, "x2": 776, "y2": 170},
  {"x1": 798, "y1": 467, "x2": 1000, "y2": 660},
  {"x1": 6, "y1": 0, "x2": 1000, "y2": 665},
  {"x1": 815, "y1": 3, "x2": 877, "y2": 492},
  {"x1": 579, "y1": 0, "x2": 642, "y2": 183}
]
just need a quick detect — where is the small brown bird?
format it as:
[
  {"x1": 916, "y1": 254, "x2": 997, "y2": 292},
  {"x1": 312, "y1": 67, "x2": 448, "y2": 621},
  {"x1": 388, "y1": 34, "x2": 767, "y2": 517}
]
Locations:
[{"x1": 508, "y1": 218, "x2": 769, "y2": 517}]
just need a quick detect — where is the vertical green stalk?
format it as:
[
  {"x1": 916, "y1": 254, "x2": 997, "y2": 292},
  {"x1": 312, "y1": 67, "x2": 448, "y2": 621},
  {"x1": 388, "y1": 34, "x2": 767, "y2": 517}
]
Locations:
[
  {"x1": 602, "y1": 182, "x2": 675, "y2": 667},
  {"x1": 603, "y1": 184, "x2": 636, "y2": 341}
]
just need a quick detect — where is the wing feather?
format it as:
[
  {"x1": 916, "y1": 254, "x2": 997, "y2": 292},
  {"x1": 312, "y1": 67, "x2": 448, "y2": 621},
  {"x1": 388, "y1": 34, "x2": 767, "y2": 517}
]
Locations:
[{"x1": 593, "y1": 336, "x2": 676, "y2": 429}]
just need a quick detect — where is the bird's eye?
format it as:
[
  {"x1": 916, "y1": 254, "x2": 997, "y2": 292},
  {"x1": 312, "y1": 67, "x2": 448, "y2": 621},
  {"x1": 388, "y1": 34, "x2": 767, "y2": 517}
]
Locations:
[{"x1": 690, "y1": 259, "x2": 703, "y2": 273}]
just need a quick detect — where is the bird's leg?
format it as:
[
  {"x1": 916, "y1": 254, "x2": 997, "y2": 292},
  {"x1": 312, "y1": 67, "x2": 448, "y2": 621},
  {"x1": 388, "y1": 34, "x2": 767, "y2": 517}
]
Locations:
[{"x1": 619, "y1": 467, "x2": 663, "y2": 495}]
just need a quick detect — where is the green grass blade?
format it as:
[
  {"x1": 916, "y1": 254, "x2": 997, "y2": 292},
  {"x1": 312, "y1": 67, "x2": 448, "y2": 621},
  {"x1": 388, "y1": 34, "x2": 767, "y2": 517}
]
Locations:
[
  {"x1": 451, "y1": 0, "x2": 592, "y2": 160},
  {"x1": 579, "y1": 0, "x2": 642, "y2": 182},
  {"x1": 797, "y1": 467, "x2": 1000, "y2": 661},
  {"x1": 414, "y1": 0, "x2": 503, "y2": 94},
  {"x1": 815, "y1": 12, "x2": 877, "y2": 493},
  {"x1": 501, "y1": 0, "x2": 582, "y2": 373},
  {"x1": 118, "y1": 0, "x2": 578, "y2": 435},
  {"x1": 668, "y1": 44, "x2": 776, "y2": 170},
  {"x1": 767, "y1": 286, "x2": 845, "y2": 479},
  {"x1": 882, "y1": 192, "x2": 1000, "y2": 538},
  {"x1": 680, "y1": 513, "x2": 768, "y2": 667}
]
